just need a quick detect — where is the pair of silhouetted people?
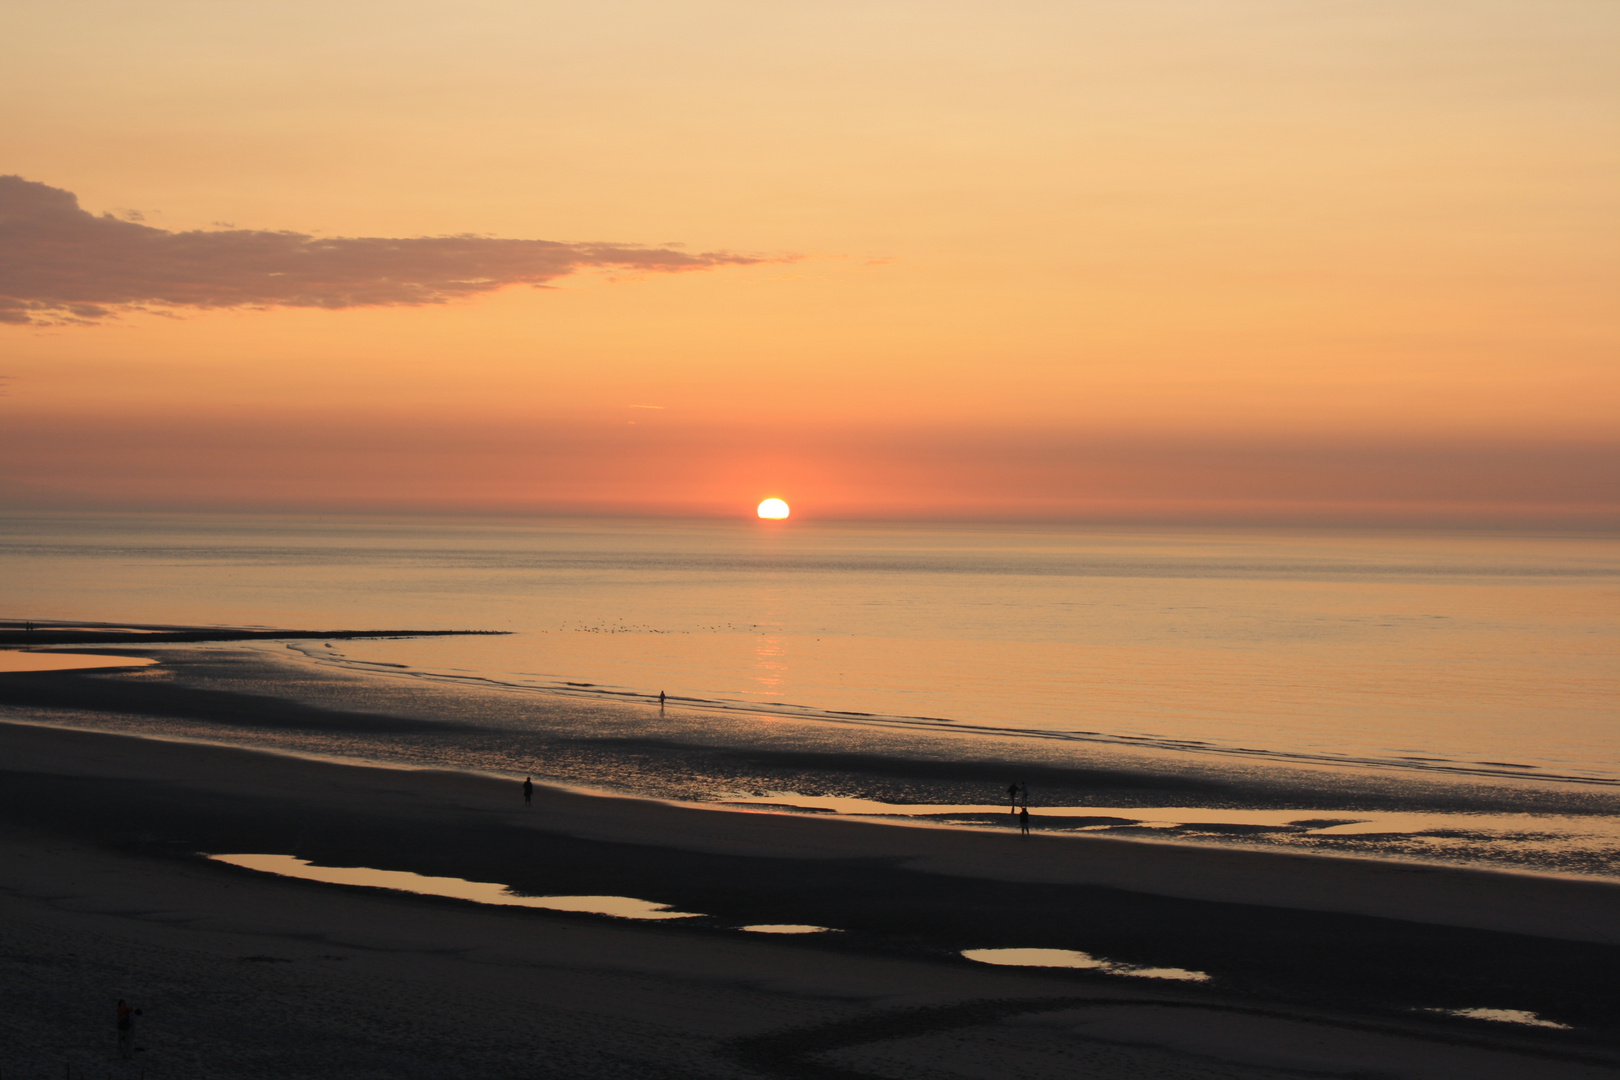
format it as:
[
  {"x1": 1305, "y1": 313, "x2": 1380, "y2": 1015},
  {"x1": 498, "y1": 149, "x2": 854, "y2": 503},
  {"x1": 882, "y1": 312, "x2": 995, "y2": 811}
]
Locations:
[{"x1": 1007, "y1": 782, "x2": 1030, "y2": 836}]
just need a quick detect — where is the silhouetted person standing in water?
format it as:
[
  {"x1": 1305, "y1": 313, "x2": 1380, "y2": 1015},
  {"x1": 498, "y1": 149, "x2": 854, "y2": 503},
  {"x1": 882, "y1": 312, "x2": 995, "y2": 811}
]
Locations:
[
  {"x1": 1008, "y1": 782, "x2": 1018, "y2": 814},
  {"x1": 659, "y1": 690, "x2": 666, "y2": 710},
  {"x1": 1019, "y1": 782, "x2": 1028, "y2": 809},
  {"x1": 1019, "y1": 805, "x2": 1030, "y2": 837},
  {"x1": 522, "y1": 776, "x2": 533, "y2": 807},
  {"x1": 116, "y1": 999, "x2": 141, "y2": 1059}
]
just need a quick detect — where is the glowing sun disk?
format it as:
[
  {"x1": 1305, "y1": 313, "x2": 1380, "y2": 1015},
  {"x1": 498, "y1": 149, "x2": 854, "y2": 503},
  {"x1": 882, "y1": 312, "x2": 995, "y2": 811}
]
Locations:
[{"x1": 757, "y1": 498, "x2": 790, "y2": 519}]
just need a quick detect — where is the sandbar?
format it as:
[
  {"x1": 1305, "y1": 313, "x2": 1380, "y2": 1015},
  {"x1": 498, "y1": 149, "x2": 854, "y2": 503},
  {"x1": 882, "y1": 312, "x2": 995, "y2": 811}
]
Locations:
[{"x1": 0, "y1": 650, "x2": 157, "y2": 673}]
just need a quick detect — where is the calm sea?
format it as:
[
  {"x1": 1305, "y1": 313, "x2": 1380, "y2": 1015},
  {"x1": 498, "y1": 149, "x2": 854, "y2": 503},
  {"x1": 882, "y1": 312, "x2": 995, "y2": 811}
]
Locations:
[{"x1": 2, "y1": 511, "x2": 1617, "y2": 878}]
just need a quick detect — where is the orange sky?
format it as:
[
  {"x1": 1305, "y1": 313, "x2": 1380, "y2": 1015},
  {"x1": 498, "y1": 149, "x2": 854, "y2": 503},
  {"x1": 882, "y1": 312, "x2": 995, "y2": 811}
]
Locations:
[{"x1": 3, "y1": 1, "x2": 1616, "y2": 523}]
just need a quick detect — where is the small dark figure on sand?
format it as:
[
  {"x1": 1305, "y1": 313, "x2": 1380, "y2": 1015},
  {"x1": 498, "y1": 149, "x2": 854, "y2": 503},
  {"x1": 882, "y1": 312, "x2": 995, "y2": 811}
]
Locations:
[
  {"x1": 1019, "y1": 782, "x2": 1028, "y2": 809},
  {"x1": 1008, "y1": 782, "x2": 1018, "y2": 814},
  {"x1": 116, "y1": 999, "x2": 141, "y2": 1059},
  {"x1": 659, "y1": 690, "x2": 666, "y2": 709},
  {"x1": 522, "y1": 776, "x2": 533, "y2": 807},
  {"x1": 1019, "y1": 806, "x2": 1030, "y2": 837}
]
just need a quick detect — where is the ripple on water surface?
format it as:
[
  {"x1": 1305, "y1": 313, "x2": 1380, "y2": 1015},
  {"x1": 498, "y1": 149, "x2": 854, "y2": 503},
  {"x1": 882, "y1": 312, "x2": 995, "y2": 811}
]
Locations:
[{"x1": 208, "y1": 853, "x2": 703, "y2": 920}]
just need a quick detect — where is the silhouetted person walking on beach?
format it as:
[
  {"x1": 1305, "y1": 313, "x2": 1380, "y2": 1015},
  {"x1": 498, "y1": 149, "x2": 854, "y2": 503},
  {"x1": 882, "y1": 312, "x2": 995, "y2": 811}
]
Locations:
[
  {"x1": 1019, "y1": 806, "x2": 1030, "y2": 837},
  {"x1": 659, "y1": 690, "x2": 666, "y2": 710},
  {"x1": 1008, "y1": 782, "x2": 1018, "y2": 814},
  {"x1": 1019, "y1": 782, "x2": 1028, "y2": 809},
  {"x1": 116, "y1": 999, "x2": 141, "y2": 1059},
  {"x1": 522, "y1": 776, "x2": 533, "y2": 807}
]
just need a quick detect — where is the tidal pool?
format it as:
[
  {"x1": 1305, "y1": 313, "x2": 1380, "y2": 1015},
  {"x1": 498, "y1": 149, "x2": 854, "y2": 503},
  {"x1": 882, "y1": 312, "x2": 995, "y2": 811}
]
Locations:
[
  {"x1": 962, "y1": 947, "x2": 1209, "y2": 982},
  {"x1": 208, "y1": 853, "x2": 703, "y2": 919},
  {"x1": 1424, "y1": 1007, "x2": 1572, "y2": 1030}
]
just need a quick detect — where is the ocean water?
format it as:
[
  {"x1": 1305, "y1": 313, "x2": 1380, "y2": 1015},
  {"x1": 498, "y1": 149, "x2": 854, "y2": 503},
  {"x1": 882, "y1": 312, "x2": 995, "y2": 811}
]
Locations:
[{"x1": 2, "y1": 511, "x2": 1617, "y2": 878}]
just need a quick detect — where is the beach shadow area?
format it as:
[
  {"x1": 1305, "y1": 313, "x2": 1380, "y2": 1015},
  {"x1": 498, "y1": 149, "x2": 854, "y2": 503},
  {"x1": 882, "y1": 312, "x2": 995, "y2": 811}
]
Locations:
[{"x1": 1, "y1": 716, "x2": 1619, "y2": 1079}]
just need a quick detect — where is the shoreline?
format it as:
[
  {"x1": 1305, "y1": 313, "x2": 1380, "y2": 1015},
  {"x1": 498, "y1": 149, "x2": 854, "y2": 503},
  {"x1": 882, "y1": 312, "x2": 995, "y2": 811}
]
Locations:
[
  {"x1": 7, "y1": 617, "x2": 1615, "y2": 791},
  {"x1": 2, "y1": 716, "x2": 1618, "y2": 943},
  {"x1": 8, "y1": 705, "x2": 1620, "y2": 901},
  {"x1": 287, "y1": 637, "x2": 1620, "y2": 789},
  {"x1": 3, "y1": 638, "x2": 1620, "y2": 888}
]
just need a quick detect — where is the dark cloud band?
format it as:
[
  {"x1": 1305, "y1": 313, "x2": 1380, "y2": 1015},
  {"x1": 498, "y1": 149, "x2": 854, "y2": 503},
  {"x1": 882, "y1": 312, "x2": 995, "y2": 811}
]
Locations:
[{"x1": 0, "y1": 176, "x2": 764, "y2": 325}]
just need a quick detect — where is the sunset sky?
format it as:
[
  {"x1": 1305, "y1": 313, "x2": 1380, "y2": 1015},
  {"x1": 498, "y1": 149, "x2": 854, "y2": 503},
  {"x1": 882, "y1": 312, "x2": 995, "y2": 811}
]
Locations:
[{"x1": 3, "y1": 0, "x2": 1616, "y2": 523}]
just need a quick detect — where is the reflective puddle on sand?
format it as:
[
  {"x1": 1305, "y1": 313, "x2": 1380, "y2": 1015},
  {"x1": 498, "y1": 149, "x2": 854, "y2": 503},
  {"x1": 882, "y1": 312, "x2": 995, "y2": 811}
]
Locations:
[
  {"x1": 721, "y1": 794, "x2": 1620, "y2": 877},
  {"x1": 739, "y1": 924, "x2": 834, "y2": 934},
  {"x1": 725, "y1": 793, "x2": 1362, "y2": 824},
  {"x1": 0, "y1": 651, "x2": 156, "y2": 673},
  {"x1": 721, "y1": 794, "x2": 1608, "y2": 839},
  {"x1": 208, "y1": 853, "x2": 703, "y2": 919},
  {"x1": 1424, "y1": 1007, "x2": 1572, "y2": 1030},
  {"x1": 963, "y1": 947, "x2": 1209, "y2": 982}
]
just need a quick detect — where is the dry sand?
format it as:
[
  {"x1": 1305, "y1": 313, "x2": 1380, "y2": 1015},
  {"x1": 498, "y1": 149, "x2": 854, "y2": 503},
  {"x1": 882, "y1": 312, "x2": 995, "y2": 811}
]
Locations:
[{"x1": 3, "y1": 716, "x2": 1619, "y2": 1079}]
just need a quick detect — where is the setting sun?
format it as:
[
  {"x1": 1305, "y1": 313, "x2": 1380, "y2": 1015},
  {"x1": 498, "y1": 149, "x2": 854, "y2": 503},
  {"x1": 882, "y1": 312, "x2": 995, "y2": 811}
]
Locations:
[{"x1": 757, "y1": 498, "x2": 790, "y2": 520}]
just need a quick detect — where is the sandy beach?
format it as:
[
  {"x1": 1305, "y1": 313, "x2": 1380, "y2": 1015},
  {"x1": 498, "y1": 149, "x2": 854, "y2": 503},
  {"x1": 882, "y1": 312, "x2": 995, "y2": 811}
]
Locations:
[
  {"x1": 8, "y1": 0, "x2": 1614, "y2": 1066},
  {"x1": 3, "y1": 656, "x2": 1620, "y2": 1078}
]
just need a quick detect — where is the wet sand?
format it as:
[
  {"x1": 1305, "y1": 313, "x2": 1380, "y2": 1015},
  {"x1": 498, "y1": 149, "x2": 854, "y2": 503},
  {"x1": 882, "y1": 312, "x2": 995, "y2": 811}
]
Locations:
[{"x1": 3, "y1": 702, "x2": 1620, "y2": 1078}]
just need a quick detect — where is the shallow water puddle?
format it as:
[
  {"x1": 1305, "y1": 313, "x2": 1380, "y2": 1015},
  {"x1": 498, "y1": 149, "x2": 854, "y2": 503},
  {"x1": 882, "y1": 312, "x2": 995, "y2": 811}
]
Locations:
[
  {"x1": 738, "y1": 924, "x2": 834, "y2": 934},
  {"x1": 1424, "y1": 1007, "x2": 1572, "y2": 1030},
  {"x1": 725, "y1": 794, "x2": 1369, "y2": 832},
  {"x1": 722, "y1": 794, "x2": 1378, "y2": 827},
  {"x1": 721, "y1": 795, "x2": 1620, "y2": 855},
  {"x1": 208, "y1": 854, "x2": 703, "y2": 919},
  {"x1": 0, "y1": 651, "x2": 156, "y2": 673},
  {"x1": 962, "y1": 947, "x2": 1209, "y2": 982}
]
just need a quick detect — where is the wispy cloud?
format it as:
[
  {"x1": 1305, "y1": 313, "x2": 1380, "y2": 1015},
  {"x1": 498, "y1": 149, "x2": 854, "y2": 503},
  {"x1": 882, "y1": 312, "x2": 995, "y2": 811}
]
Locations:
[{"x1": 0, "y1": 176, "x2": 768, "y2": 326}]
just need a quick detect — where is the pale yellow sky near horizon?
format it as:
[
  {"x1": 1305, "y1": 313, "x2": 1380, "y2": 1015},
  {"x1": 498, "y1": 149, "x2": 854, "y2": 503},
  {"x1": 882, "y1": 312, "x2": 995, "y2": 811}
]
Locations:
[{"x1": 3, "y1": 0, "x2": 1616, "y2": 520}]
